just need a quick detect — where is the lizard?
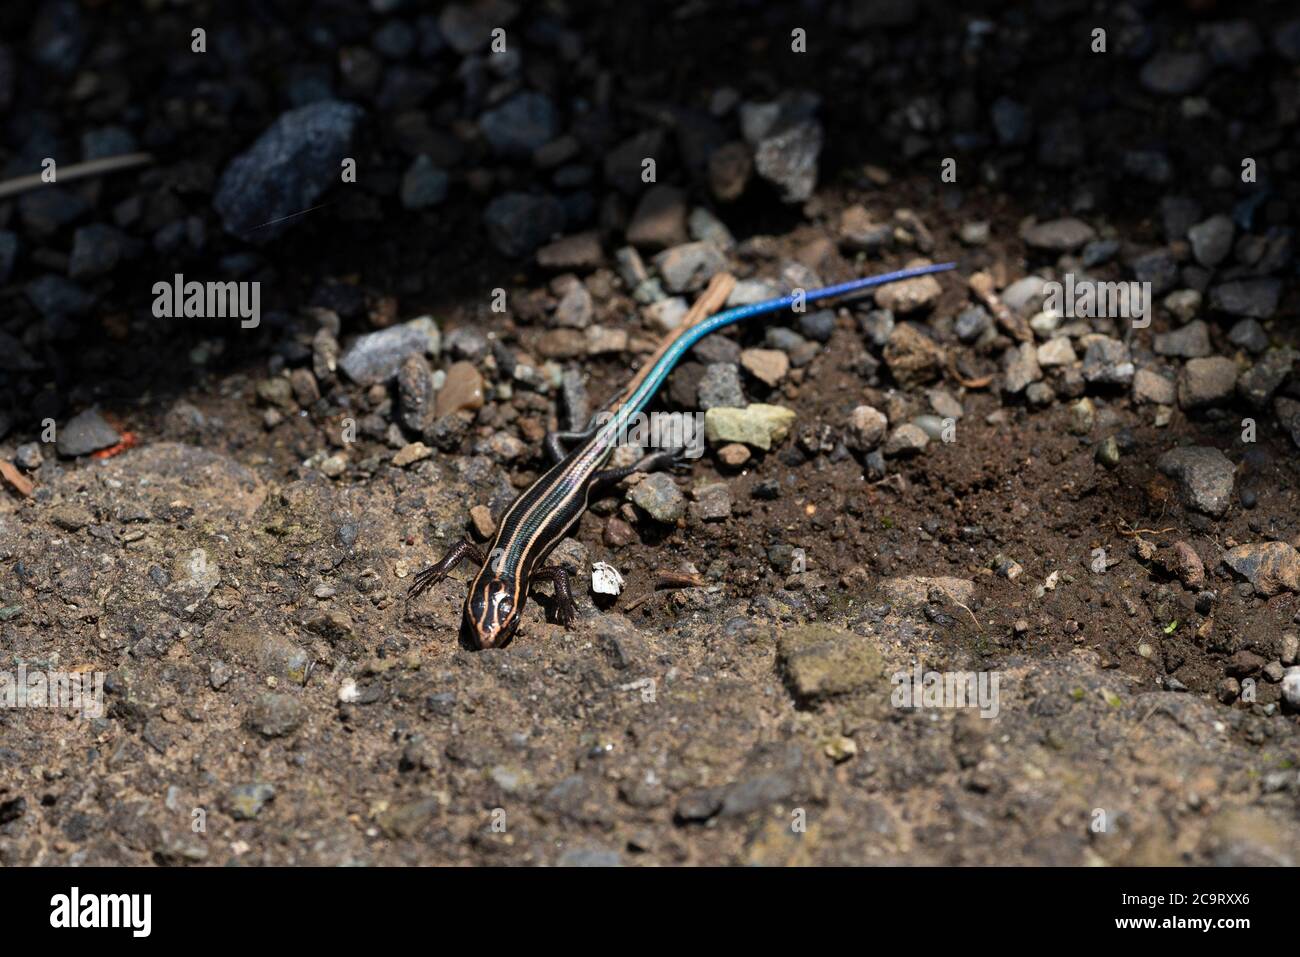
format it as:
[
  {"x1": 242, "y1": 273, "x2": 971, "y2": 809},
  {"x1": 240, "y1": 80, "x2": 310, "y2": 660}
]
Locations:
[{"x1": 408, "y1": 260, "x2": 957, "y2": 648}]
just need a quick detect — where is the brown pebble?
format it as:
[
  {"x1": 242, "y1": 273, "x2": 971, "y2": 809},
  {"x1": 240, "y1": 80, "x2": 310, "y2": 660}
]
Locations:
[
  {"x1": 717, "y1": 443, "x2": 751, "y2": 467},
  {"x1": 392, "y1": 442, "x2": 432, "y2": 468},
  {"x1": 435, "y1": 361, "x2": 486, "y2": 418},
  {"x1": 604, "y1": 516, "x2": 636, "y2": 547},
  {"x1": 1167, "y1": 540, "x2": 1205, "y2": 588},
  {"x1": 740, "y1": 348, "x2": 789, "y2": 387},
  {"x1": 470, "y1": 505, "x2": 496, "y2": 539},
  {"x1": 1225, "y1": 649, "x2": 1265, "y2": 678}
]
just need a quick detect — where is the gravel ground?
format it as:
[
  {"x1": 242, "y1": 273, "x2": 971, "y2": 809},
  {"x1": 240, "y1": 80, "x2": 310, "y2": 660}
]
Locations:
[{"x1": 1, "y1": 1, "x2": 1299, "y2": 865}]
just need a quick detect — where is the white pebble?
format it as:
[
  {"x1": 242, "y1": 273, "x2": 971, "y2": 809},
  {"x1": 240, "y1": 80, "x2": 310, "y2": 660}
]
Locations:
[
  {"x1": 1281, "y1": 668, "x2": 1300, "y2": 710},
  {"x1": 591, "y1": 561, "x2": 624, "y2": 596}
]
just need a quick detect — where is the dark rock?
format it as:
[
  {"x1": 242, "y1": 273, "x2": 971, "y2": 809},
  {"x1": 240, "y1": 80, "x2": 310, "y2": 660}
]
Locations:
[
  {"x1": 1223, "y1": 542, "x2": 1300, "y2": 595},
  {"x1": 1153, "y1": 320, "x2": 1211, "y2": 358},
  {"x1": 479, "y1": 91, "x2": 559, "y2": 157},
  {"x1": 483, "y1": 192, "x2": 564, "y2": 258},
  {"x1": 25, "y1": 275, "x2": 93, "y2": 317},
  {"x1": 400, "y1": 155, "x2": 448, "y2": 209},
  {"x1": 1210, "y1": 279, "x2": 1281, "y2": 319},
  {"x1": 213, "y1": 100, "x2": 364, "y2": 239},
  {"x1": 1139, "y1": 51, "x2": 1209, "y2": 95},
  {"x1": 57, "y1": 408, "x2": 120, "y2": 457},
  {"x1": 0, "y1": 231, "x2": 15, "y2": 283}
]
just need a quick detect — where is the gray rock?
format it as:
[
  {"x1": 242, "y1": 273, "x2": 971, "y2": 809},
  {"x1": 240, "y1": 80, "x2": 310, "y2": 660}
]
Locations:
[
  {"x1": 213, "y1": 100, "x2": 364, "y2": 239},
  {"x1": 444, "y1": 325, "x2": 489, "y2": 361},
  {"x1": 1139, "y1": 51, "x2": 1210, "y2": 95},
  {"x1": 479, "y1": 91, "x2": 559, "y2": 157},
  {"x1": 400, "y1": 155, "x2": 448, "y2": 209},
  {"x1": 397, "y1": 354, "x2": 434, "y2": 433},
  {"x1": 754, "y1": 119, "x2": 822, "y2": 202},
  {"x1": 483, "y1": 192, "x2": 564, "y2": 258},
  {"x1": 554, "y1": 280, "x2": 593, "y2": 328},
  {"x1": 1163, "y1": 289, "x2": 1202, "y2": 324},
  {"x1": 14, "y1": 443, "x2": 42, "y2": 470},
  {"x1": 339, "y1": 316, "x2": 440, "y2": 386},
  {"x1": 1237, "y1": 349, "x2": 1296, "y2": 408},
  {"x1": 1188, "y1": 214, "x2": 1235, "y2": 267},
  {"x1": 1153, "y1": 319, "x2": 1212, "y2": 358},
  {"x1": 691, "y1": 483, "x2": 733, "y2": 522},
  {"x1": 438, "y1": 0, "x2": 519, "y2": 54},
  {"x1": 688, "y1": 207, "x2": 736, "y2": 251},
  {"x1": 798, "y1": 309, "x2": 835, "y2": 343},
  {"x1": 1130, "y1": 247, "x2": 1179, "y2": 296},
  {"x1": 847, "y1": 405, "x2": 888, "y2": 451},
  {"x1": 653, "y1": 241, "x2": 728, "y2": 293},
  {"x1": 955, "y1": 305, "x2": 992, "y2": 343},
  {"x1": 1036, "y1": 337, "x2": 1076, "y2": 368},
  {"x1": 1211, "y1": 279, "x2": 1281, "y2": 319},
  {"x1": 557, "y1": 846, "x2": 623, "y2": 867},
  {"x1": 882, "y1": 423, "x2": 929, "y2": 456},
  {"x1": 629, "y1": 472, "x2": 687, "y2": 522},
  {"x1": 1227, "y1": 319, "x2": 1268, "y2": 354},
  {"x1": 697, "y1": 363, "x2": 744, "y2": 411},
  {"x1": 1000, "y1": 276, "x2": 1048, "y2": 315},
  {"x1": 1080, "y1": 336, "x2": 1135, "y2": 386},
  {"x1": 1178, "y1": 357, "x2": 1238, "y2": 409},
  {"x1": 57, "y1": 408, "x2": 120, "y2": 457},
  {"x1": 1021, "y1": 217, "x2": 1095, "y2": 252},
  {"x1": 1133, "y1": 368, "x2": 1176, "y2": 405},
  {"x1": 1002, "y1": 342, "x2": 1042, "y2": 394},
  {"x1": 1158, "y1": 446, "x2": 1235, "y2": 516}
]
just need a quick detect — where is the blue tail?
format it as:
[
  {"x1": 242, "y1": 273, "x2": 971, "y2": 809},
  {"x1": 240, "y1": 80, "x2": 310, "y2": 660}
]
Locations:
[
  {"x1": 615, "y1": 261, "x2": 959, "y2": 422},
  {"x1": 684, "y1": 261, "x2": 957, "y2": 347}
]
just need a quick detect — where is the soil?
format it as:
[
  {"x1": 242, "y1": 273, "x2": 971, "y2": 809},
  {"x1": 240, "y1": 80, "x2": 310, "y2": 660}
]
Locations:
[{"x1": 1, "y1": 1, "x2": 1298, "y2": 866}]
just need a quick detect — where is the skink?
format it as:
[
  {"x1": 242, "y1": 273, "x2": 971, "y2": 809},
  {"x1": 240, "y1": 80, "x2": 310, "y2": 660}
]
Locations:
[{"x1": 409, "y1": 261, "x2": 957, "y2": 648}]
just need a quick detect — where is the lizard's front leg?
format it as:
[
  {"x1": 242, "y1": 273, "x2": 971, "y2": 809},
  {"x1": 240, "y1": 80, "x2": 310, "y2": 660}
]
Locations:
[
  {"x1": 408, "y1": 539, "x2": 486, "y2": 599},
  {"x1": 531, "y1": 564, "x2": 577, "y2": 627}
]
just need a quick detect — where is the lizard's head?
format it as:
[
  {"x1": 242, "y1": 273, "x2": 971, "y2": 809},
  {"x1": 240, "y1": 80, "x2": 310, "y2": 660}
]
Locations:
[{"x1": 463, "y1": 577, "x2": 522, "y2": 649}]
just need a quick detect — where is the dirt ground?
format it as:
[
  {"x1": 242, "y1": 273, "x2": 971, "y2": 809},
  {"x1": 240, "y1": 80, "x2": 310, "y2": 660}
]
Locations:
[{"x1": 1, "y1": 1, "x2": 1299, "y2": 865}]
